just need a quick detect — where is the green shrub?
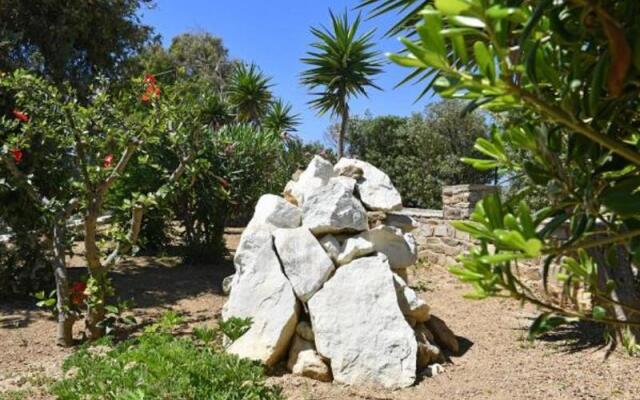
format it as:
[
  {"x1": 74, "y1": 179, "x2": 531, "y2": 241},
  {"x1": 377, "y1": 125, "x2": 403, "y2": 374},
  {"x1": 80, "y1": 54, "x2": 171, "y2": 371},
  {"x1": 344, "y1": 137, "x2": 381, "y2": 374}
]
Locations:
[
  {"x1": 52, "y1": 332, "x2": 283, "y2": 400},
  {"x1": 347, "y1": 101, "x2": 494, "y2": 208}
]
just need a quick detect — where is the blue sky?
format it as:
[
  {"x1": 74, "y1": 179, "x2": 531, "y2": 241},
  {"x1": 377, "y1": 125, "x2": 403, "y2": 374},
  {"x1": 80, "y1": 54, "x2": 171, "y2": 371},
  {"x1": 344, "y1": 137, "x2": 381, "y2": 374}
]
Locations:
[{"x1": 139, "y1": 0, "x2": 437, "y2": 144}]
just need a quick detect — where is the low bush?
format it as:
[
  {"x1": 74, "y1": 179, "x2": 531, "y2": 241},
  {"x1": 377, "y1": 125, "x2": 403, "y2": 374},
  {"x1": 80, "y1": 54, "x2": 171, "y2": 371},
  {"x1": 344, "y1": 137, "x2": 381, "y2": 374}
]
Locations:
[{"x1": 52, "y1": 330, "x2": 283, "y2": 400}]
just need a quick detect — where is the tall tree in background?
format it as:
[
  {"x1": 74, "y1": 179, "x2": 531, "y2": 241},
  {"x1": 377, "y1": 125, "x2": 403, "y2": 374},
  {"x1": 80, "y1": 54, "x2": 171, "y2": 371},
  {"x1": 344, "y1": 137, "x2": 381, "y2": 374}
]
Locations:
[
  {"x1": 135, "y1": 32, "x2": 234, "y2": 88},
  {"x1": 301, "y1": 11, "x2": 382, "y2": 158},
  {"x1": 227, "y1": 63, "x2": 273, "y2": 125},
  {"x1": 0, "y1": 0, "x2": 153, "y2": 91}
]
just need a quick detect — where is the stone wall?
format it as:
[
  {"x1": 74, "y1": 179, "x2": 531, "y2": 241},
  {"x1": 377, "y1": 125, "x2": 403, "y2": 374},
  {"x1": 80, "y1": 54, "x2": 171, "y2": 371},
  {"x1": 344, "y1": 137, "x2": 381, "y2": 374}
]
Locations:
[{"x1": 391, "y1": 184, "x2": 498, "y2": 267}]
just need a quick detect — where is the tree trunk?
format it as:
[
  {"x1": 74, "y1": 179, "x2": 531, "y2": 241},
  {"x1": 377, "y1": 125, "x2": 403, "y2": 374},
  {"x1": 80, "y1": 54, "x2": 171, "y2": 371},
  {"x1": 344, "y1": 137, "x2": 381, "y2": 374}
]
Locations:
[
  {"x1": 590, "y1": 244, "x2": 640, "y2": 341},
  {"x1": 52, "y1": 222, "x2": 75, "y2": 347},
  {"x1": 338, "y1": 105, "x2": 349, "y2": 159},
  {"x1": 84, "y1": 206, "x2": 106, "y2": 340}
]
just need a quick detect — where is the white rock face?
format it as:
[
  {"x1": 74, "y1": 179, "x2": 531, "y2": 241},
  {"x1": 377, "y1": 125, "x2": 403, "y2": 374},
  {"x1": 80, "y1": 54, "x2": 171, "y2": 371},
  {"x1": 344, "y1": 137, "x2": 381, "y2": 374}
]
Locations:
[
  {"x1": 393, "y1": 273, "x2": 430, "y2": 322},
  {"x1": 308, "y1": 254, "x2": 417, "y2": 388},
  {"x1": 335, "y1": 225, "x2": 417, "y2": 268},
  {"x1": 284, "y1": 155, "x2": 335, "y2": 206},
  {"x1": 234, "y1": 194, "x2": 301, "y2": 276},
  {"x1": 331, "y1": 176, "x2": 356, "y2": 193},
  {"x1": 334, "y1": 158, "x2": 402, "y2": 211},
  {"x1": 319, "y1": 234, "x2": 341, "y2": 264},
  {"x1": 367, "y1": 226, "x2": 418, "y2": 269},
  {"x1": 274, "y1": 227, "x2": 335, "y2": 302},
  {"x1": 336, "y1": 235, "x2": 375, "y2": 265},
  {"x1": 287, "y1": 335, "x2": 332, "y2": 382},
  {"x1": 222, "y1": 242, "x2": 300, "y2": 366},
  {"x1": 302, "y1": 180, "x2": 368, "y2": 235}
]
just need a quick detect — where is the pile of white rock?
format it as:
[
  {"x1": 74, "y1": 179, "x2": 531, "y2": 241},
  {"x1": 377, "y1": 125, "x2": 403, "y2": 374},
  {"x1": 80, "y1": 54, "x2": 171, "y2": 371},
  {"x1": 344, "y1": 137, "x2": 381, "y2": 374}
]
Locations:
[{"x1": 221, "y1": 156, "x2": 459, "y2": 389}]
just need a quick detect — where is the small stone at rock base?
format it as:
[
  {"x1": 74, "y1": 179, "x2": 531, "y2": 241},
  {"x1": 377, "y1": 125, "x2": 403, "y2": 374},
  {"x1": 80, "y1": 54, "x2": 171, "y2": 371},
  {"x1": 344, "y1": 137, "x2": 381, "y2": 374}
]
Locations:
[
  {"x1": 222, "y1": 274, "x2": 234, "y2": 295},
  {"x1": 393, "y1": 273, "x2": 430, "y2": 322},
  {"x1": 414, "y1": 322, "x2": 435, "y2": 344},
  {"x1": 319, "y1": 234, "x2": 341, "y2": 264},
  {"x1": 426, "y1": 315, "x2": 459, "y2": 355},
  {"x1": 367, "y1": 211, "x2": 387, "y2": 228},
  {"x1": 417, "y1": 341, "x2": 443, "y2": 369},
  {"x1": 296, "y1": 321, "x2": 315, "y2": 342},
  {"x1": 287, "y1": 335, "x2": 332, "y2": 382},
  {"x1": 426, "y1": 363, "x2": 445, "y2": 377}
]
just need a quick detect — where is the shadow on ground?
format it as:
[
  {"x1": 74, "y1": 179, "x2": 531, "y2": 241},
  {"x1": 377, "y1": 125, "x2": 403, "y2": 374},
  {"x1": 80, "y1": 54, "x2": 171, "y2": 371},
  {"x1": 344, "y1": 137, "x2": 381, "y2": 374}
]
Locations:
[{"x1": 531, "y1": 320, "x2": 608, "y2": 353}]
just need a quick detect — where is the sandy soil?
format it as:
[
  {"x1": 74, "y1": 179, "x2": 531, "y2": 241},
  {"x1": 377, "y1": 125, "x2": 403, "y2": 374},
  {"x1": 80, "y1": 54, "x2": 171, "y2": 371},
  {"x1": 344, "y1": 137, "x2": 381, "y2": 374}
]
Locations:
[{"x1": 1, "y1": 231, "x2": 638, "y2": 399}]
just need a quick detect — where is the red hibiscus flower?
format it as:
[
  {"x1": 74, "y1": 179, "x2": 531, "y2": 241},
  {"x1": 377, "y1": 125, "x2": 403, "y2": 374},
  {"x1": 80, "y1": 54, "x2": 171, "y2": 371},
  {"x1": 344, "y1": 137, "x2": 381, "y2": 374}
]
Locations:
[
  {"x1": 71, "y1": 281, "x2": 87, "y2": 293},
  {"x1": 70, "y1": 281, "x2": 87, "y2": 305},
  {"x1": 11, "y1": 148, "x2": 23, "y2": 164},
  {"x1": 141, "y1": 73, "x2": 160, "y2": 102},
  {"x1": 12, "y1": 109, "x2": 29, "y2": 122},
  {"x1": 103, "y1": 154, "x2": 114, "y2": 168},
  {"x1": 144, "y1": 73, "x2": 157, "y2": 85}
]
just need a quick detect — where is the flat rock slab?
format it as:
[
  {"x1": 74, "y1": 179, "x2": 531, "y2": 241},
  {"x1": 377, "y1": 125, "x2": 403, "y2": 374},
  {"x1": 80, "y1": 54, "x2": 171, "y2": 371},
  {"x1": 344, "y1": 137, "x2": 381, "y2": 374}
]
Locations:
[
  {"x1": 334, "y1": 158, "x2": 402, "y2": 212},
  {"x1": 274, "y1": 227, "x2": 335, "y2": 302},
  {"x1": 222, "y1": 241, "x2": 300, "y2": 366},
  {"x1": 302, "y1": 180, "x2": 368, "y2": 235},
  {"x1": 308, "y1": 254, "x2": 417, "y2": 389}
]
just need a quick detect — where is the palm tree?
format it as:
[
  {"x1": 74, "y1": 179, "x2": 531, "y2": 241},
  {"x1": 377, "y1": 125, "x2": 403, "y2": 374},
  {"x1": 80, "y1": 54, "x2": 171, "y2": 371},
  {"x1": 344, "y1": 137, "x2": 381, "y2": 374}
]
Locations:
[
  {"x1": 227, "y1": 63, "x2": 272, "y2": 124},
  {"x1": 301, "y1": 11, "x2": 383, "y2": 158},
  {"x1": 263, "y1": 98, "x2": 301, "y2": 137}
]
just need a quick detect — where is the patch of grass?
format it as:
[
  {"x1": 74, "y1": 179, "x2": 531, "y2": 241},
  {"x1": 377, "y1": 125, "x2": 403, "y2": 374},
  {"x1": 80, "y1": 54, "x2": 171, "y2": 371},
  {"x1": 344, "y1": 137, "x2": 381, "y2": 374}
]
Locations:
[
  {"x1": 51, "y1": 327, "x2": 282, "y2": 399},
  {"x1": 0, "y1": 390, "x2": 31, "y2": 400}
]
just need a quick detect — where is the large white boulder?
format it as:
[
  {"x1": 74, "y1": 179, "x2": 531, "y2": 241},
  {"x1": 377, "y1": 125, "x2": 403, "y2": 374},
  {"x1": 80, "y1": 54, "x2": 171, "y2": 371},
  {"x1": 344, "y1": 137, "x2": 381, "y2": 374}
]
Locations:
[
  {"x1": 284, "y1": 155, "x2": 335, "y2": 206},
  {"x1": 334, "y1": 158, "x2": 402, "y2": 211},
  {"x1": 318, "y1": 234, "x2": 341, "y2": 263},
  {"x1": 234, "y1": 195, "x2": 301, "y2": 276},
  {"x1": 302, "y1": 180, "x2": 368, "y2": 235},
  {"x1": 274, "y1": 227, "x2": 335, "y2": 302},
  {"x1": 222, "y1": 242, "x2": 300, "y2": 366},
  {"x1": 308, "y1": 254, "x2": 417, "y2": 389}
]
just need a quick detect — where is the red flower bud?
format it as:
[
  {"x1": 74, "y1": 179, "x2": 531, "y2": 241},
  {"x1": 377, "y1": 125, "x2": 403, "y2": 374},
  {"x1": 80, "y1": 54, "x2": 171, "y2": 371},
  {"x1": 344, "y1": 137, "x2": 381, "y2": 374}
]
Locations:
[
  {"x1": 71, "y1": 281, "x2": 87, "y2": 293},
  {"x1": 11, "y1": 148, "x2": 23, "y2": 164},
  {"x1": 103, "y1": 154, "x2": 114, "y2": 168},
  {"x1": 12, "y1": 109, "x2": 29, "y2": 122},
  {"x1": 218, "y1": 177, "x2": 230, "y2": 189},
  {"x1": 144, "y1": 74, "x2": 157, "y2": 85}
]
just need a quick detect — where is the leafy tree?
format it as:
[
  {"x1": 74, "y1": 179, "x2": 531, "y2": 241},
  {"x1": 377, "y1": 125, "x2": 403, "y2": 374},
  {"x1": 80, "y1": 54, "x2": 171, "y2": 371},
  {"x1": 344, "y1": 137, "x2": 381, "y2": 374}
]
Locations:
[
  {"x1": 263, "y1": 99, "x2": 301, "y2": 136},
  {"x1": 134, "y1": 32, "x2": 234, "y2": 88},
  {"x1": 301, "y1": 11, "x2": 383, "y2": 158},
  {"x1": 348, "y1": 100, "x2": 493, "y2": 208},
  {"x1": 0, "y1": 0, "x2": 153, "y2": 90},
  {"x1": 388, "y1": 0, "x2": 640, "y2": 347},
  {"x1": 227, "y1": 63, "x2": 273, "y2": 124},
  {"x1": 1, "y1": 70, "x2": 205, "y2": 345}
]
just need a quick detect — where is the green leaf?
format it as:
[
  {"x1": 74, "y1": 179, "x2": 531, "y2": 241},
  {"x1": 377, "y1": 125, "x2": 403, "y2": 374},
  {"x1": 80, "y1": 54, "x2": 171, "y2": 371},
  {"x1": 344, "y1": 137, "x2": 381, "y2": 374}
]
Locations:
[
  {"x1": 450, "y1": 16, "x2": 486, "y2": 29},
  {"x1": 434, "y1": 0, "x2": 471, "y2": 15},
  {"x1": 592, "y1": 306, "x2": 607, "y2": 320},
  {"x1": 473, "y1": 41, "x2": 495, "y2": 81},
  {"x1": 417, "y1": 12, "x2": 445, "y2": 57},
  {"x1": 486, "y1": 6, "x2": 525, "y2": 22},
  {"x1": 602, "y1": 176, "x2": 640, "y2": 217},
  {"x1": 528, "y1": 313, "x2": 574, "y2": 340},
  {"x1": 451, "y1": 33, "x2": 469, "y2": 64},
  {"x1": 461, "y1": 157, "x2": 499, "y2": 170}
]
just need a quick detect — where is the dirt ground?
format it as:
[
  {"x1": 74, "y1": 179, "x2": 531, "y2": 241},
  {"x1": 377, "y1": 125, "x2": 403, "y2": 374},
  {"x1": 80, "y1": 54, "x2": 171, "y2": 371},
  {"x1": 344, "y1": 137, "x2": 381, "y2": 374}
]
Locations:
[{"x1": 1, "y1": 230, "x2": 639, "y2": 400}]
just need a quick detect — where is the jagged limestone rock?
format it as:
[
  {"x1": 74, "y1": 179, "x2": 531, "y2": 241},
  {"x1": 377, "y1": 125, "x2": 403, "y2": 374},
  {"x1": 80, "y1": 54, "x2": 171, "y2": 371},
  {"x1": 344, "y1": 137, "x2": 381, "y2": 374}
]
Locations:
[{"x1": 308, "y1": 254, "x2": 417, "y2": 389}]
